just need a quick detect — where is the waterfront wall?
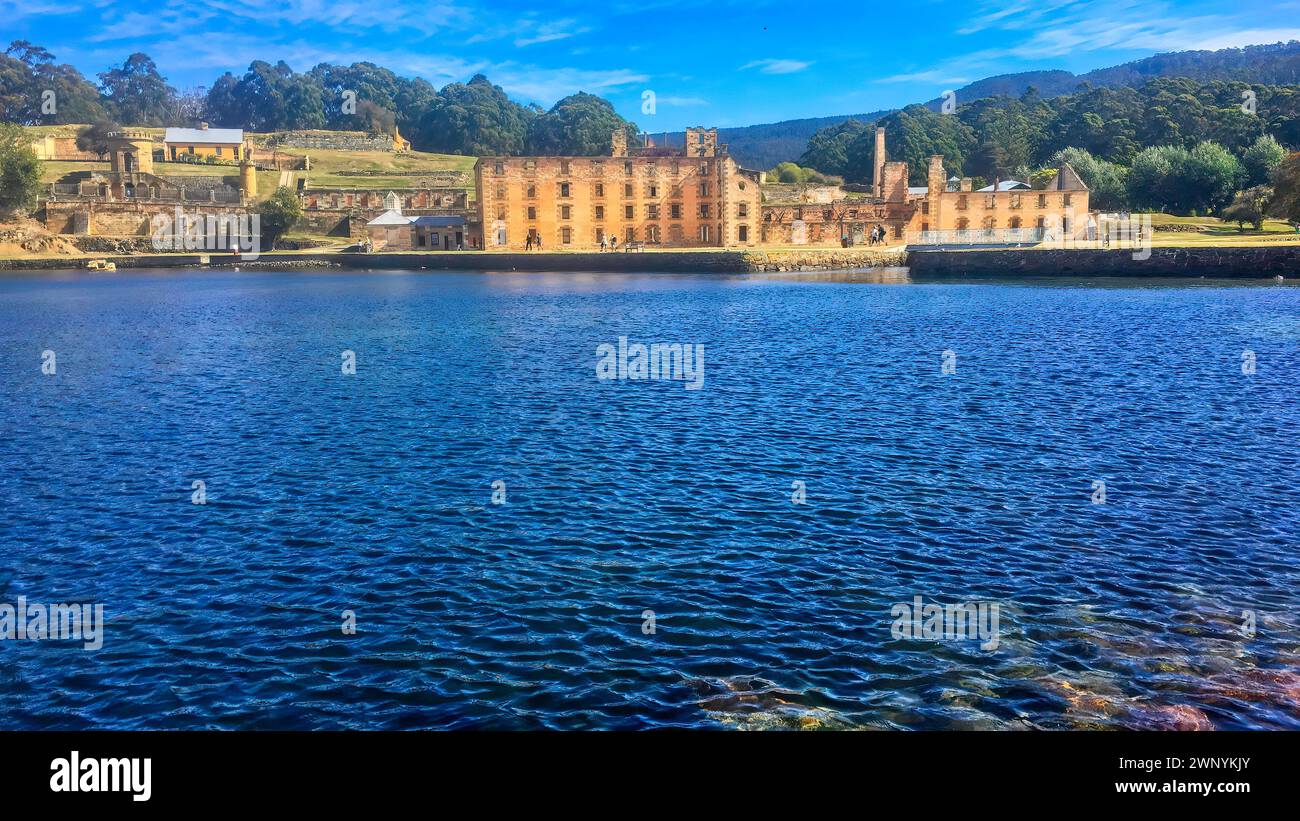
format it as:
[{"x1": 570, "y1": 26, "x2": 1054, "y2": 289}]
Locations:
[
  {"x1": 908, "y1": 247, "x2": 1300, "y2": 277},
  {"x1": 2, "y1": 245, "x2": 1297, "y2": 276}
]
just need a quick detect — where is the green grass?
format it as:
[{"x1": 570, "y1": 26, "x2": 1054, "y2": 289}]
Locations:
[
  {"x1": 273, "y1": 148, "x2": 476, "y2": 190},
  {"x1": 1147, "y1": 213, "x2": 1300, "y2": 246}
]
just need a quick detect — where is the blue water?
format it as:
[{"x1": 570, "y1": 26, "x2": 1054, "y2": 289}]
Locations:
[{"x1": 1, "y1": 268, "x2": 1298, "y2": 730}]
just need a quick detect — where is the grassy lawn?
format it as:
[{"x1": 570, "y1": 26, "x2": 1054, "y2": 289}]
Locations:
[
  {"x1": 272, "y1": 148, "x2": 477, "y2": 190},
  {"x1": 1148, "y1": 213, "x2": 1300, "y2": 246}
]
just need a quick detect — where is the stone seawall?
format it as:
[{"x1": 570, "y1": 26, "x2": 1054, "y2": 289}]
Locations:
[
  {"x1": 908, "y1": 247, "x2": 1300, "y2": 278},
  {"x1": 2, "y1": 245, "x2": 1297, "y2": 275},
  {"x1": 741, "y1": 248, "x2": 907, "y2": 271}
]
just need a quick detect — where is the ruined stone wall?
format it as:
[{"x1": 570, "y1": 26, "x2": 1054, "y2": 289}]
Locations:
[
  {"x1": 267, "y1": 132, "x2": 395, "y2": 151},
  {"x1": 31, "y1": 136, "x2": 100, "y2": 161},
  {"x1": 44, "y1": 200, "x2": 252, "y2": 237}
]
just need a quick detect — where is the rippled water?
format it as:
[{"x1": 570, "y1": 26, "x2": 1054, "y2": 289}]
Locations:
[{"x1": 1, "y1": 268, "x2": 1298, "y2": 730}]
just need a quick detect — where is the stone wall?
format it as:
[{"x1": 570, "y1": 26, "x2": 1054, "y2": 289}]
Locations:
[
  {"x1": 741, "y1": 247, "x2": 908, "y2": 271},
  {"x1": 907, "y1": 246, "x2": 1300, "y2": 278},
  {"x1": 267, "y1": 132, "x2": 394, "y2": 151},
  {"x1": 44, "y1": 200, "x2": 253, "y2": 237}
]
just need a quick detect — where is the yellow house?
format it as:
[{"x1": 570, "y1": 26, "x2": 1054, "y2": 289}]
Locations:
[{"x1": 163, "y1": 124, "x2": 246, "y2": 161}]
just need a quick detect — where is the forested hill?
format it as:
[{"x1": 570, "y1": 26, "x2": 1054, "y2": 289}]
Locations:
[
  {"x1": 724, "y1": 41, "x2": 1300, "y2": 167},
  {"x1": 712, "y1": 113, "x2": 887, "y2": 170}
]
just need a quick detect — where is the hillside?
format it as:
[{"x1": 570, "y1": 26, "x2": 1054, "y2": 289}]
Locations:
[{"x1": 725, "y1": 40, "x2": 1300, "y2": 167}]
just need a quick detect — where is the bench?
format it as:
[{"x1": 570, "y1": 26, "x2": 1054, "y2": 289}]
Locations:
[{"x1": 622, "y1": 241, "x2": 646, "y2": 252}]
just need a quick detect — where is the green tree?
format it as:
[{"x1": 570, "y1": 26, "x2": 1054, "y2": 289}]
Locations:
[
  {"x1": 0, "y1": 41, "x2": 105, "y2": 124},
  {"x1": 98, "y1": 53, "x2": 176, "y2": 126},
  {"x1": 419, "y1": 75, "x2": 532, "y2": 156},
  {"x1": 254, "y1": 186, "x2": 303, "y2": 251},
  {"x1": 1242, "y1": 134, "x2": 1286, "y2": 187},
  {"x1": 1127, "y1": 145, "x2": 1184, "y2": 211},
  {"x1": 1270, "y1": 152, "x2": 1300, "y2": 222},
  {"x1": 0, "y1": 122, "x2": 41, "y2": 215},
  {"x1": 75, "y1": 120, "x2": 121, "y2": 159},
  {"x1": 1183, "y1": 140, "x2": 1245, "y2": 213},
  {"x1": 799, "y1": 119, "x2": 871, "y2": 177},
  {"x1": 1220, "y1": 185, "x2": 1272, "y2": 230},
  {"x1": 1049, "y1": 147, "x2": 1130, "y2": 210},
  {"x1": 873, "y1": 105, "x2": 977, "y2": 185},
  {"x1": 524, "y1": 92, "x2": 636, "y2": 156}
]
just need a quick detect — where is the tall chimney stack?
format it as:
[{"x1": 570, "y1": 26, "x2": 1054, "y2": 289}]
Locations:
[{"x1": 873, "y1": 127, "x2": 886, "y2": 199}]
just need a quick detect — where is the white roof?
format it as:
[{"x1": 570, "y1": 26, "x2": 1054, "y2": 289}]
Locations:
[
  {"x1": 367, "y1": 209, "x2": 413, "y2": 226},
  {"x1": 164, "y1": 127, "x2": 244, "y2": 144},
  {"x1": 977, "y1": 180, "x2": 1031, "y2": 192}
]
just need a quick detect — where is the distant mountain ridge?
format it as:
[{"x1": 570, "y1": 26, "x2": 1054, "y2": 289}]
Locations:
[{"x1": 701, "y1": 41, "x2": 1300, "y2": 168}]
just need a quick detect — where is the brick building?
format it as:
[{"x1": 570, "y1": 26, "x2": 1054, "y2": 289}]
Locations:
[
  {"x1": 761, "y1": 127, "x2": 1090, "y2": 247},
  {"x1": 475, "y1": 127, "x2": 762, "y2": 250}
]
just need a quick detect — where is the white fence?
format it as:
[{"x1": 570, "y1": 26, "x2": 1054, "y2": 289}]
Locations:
[{"x1": 908, "y1": 228, "x2": 1047, "y2": 246}]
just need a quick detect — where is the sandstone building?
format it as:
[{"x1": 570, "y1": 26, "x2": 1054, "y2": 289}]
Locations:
[
  {"x1": 163, "y1": 124, "x2": 247, "y2": 161},
  {"x1": 475, "y1": 128, "x2": 763, "y2": 250},
  {"x1": 761, "y1": 127, "x2": 1090, "y2": 246}
]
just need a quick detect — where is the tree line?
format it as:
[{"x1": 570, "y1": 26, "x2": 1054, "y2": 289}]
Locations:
[
  {"x1": 0, "y1": 41, "x2": 638, "y2": 157},
  {"x1": 800, "y1": 77, "x2": 1300, "y2": 216}
]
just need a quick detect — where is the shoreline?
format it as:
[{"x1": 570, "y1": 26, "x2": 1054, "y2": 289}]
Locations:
[{"x1": 0, "y1": 245, "x2": 1296, "y2": 277}]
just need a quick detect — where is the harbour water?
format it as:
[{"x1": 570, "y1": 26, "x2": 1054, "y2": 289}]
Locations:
[{"x1": 1, "y1": 268, "x2": 1297, "y2": 729}]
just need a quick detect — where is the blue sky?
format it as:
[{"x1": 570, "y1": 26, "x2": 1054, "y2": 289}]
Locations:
[{"x1": 6, "y1": 0, "x2": 1299, "y2": 129}]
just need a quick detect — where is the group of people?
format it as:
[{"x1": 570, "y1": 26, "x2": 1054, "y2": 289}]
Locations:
[
  {"x1": 524, "y1": 233, "x2": 543, "y2": 250},
  {"x1": 599, "y1": 236, "x2": 619, "y2": 251},
  {"x1": 867, "y1": 224, "x2": 888, "y2": 246}
]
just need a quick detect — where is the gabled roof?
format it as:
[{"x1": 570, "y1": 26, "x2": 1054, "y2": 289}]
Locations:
[
  {"x1": 366, "y1": 209, "x2": 413, "y2": 226},
  {"x1": 1046, "y1": 163, "x2": 1088, "y2": 191},
  {"x1": 164, "y1": 127, "x2": 244, "y2": 144}
]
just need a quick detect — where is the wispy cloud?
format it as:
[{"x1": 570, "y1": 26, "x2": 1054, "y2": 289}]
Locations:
[
  {"x1": 514, "y1": 19, "x2": 592, "y2": 47},
  {"x1": 884, "y1": 0, "x2": 1298, "y2": 93},
  {"x1": 740, "y1": 58, "x2": 812, "y2": 74}
]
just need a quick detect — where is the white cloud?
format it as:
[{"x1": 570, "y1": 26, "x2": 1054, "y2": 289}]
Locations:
[
  {"x1": 740, "y1": 58, "x2": 812, "y2": 75},
  {"x1": 515, "y1": 19, "x2": 592, "y2": 48}
]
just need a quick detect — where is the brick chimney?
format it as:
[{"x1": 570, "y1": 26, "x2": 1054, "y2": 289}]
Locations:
[
  {"x1": 927, "y1": 155, "x2": 945, "y2": 226},
  {"x1": 872, "y1": 127, "x2": 886, "y2": 199}
]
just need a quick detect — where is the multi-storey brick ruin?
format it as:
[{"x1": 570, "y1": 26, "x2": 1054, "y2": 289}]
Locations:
[
  {"x1": 761, "y1": 127, "x2": 1090, "y2": 247},
  {"x1": 475, "y1": 127, "x2": 763, "y2": 250}
]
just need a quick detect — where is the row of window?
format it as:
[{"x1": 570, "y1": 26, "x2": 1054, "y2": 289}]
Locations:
[
  {"x1": 945, "y1": 216, "x2": 1068, "y2": 230},
  {"x1": 492, "y1": 159, "x2": 714, "y2": 177},
  {"x1": 493, "y1": 181, "x2": 719, "y2": 200},
  {"x1": 951, "y1": 193, "x2": 1073, "y2": 211},
  {"x1": 499, "y1": 203, "x2": 748, "y2": 221},
  {"x1": 531, "y1": 224, "x2": 742, "y2": 243}
]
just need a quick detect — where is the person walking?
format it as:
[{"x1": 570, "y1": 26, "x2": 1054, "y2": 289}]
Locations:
[{"x1": 525, "y1": 234, "x2": 533, "y2": 251}]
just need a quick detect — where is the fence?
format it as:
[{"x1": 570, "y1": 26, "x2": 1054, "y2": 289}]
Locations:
[{"x1": 908, "y1": 228, "x2": 1046, "y2": 246}]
